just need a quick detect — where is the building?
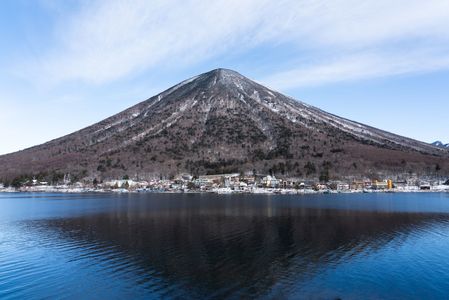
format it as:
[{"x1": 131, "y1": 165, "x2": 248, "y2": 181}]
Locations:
[
  {"x1": 195, "y1": 177, "x2": 216, "y2": 188},
  {"x1": 351, "y1": 180, "x2": 370, "y2": 190},
  {"x1": 314, "y1": 183, "x2": 328, "y2": 191},
  {"x1": 337, "y1": 182, "x2": 350, "y2": 191},
  {"x1": 242, "y1": 176, "x2": 256, "y2": 185},
  {"x1": 419, "y1": 182, "x2": 431, "y2": 190},
  {"x1": 372, "y1": 180, "x2": 388, "y2": 190},
  {"x1": 174, "y1": 174, "x2": 193, "y2": 182},
  {"x1": 104, "y1": 180, "x2": 147, "y2": 189},
  {"x1": 282, "y1": 178, "x2": 302, "y2": 189},
  {"x1": 387, "y1": 179, "x2": 393, "y2": 189},
  {"x1": 393, "y1": 180, "x2": 408, "y2": 189},
  {"x1": 262, "y1": 175, "x2": 280, "y2": 188},
  {"x1": 196, "y1": 173, "x2": 240, "y2": 189}
]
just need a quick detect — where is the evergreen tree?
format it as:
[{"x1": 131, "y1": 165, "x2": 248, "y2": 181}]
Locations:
[
  {"x1": 304, "y1": 162, "x2": 316, "y2": 176},
  {"x1": 123, "y1": 181, "x2": 130, "y2": 189},
  {"x1": 319, "y1": 169, "x2": 330, "y2": 183}
]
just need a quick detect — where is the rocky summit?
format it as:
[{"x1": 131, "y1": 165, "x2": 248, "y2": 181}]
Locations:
[{"x1": 1, "y1": 68, "x2": 448, "y2": 181}]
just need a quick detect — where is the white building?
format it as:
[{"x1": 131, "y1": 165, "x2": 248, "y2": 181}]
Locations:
[
  {"x1": 104, "y1": 180, "x2": 148, "y2": 189},
  {"x1": 262, "y1": 175, "x2": 280, "y2": 188}
]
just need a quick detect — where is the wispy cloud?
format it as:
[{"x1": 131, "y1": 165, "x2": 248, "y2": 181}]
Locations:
[
  {"x1": 261, "y1": 49, "x2": 449, "y2": 89},
  {"x1": 22, "y1": 0, "x2": 449, "y2": 88},
  {"x1": 32, "y1": 0, "x2": 279, "y2": 84}
]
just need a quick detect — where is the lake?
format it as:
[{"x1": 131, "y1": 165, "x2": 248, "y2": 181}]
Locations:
[{"x1": 1, "y1": 192, "x2": 449, "y2": 299}]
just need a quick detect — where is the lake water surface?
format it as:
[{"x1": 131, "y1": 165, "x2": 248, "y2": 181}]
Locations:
[{"x1": 1, "y1": 192, "x2": 449, "y2": 299}]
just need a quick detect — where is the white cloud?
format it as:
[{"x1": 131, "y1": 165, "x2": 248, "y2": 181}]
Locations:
[
  {"x1": 22, "y1": 0, "x2": 449, "y2": 88},
  {"x1": 261, "y1": 49, "x2": 449, "y2": 89},
  {"x1": 34, "y1": 0, "x2": 276, "y2": 84}
]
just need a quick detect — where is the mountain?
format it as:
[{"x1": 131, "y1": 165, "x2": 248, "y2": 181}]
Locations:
[
  {"x1": 432, "y1": 141, "x2": 449, "y2": 149},
  {"x1": 1, "y1": 68, "x2": 448, "y2": 182}
]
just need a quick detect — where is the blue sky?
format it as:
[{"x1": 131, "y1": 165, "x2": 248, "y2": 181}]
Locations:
[{"x1": 1, "y1": 0, "x2": 449, "y2": 155}]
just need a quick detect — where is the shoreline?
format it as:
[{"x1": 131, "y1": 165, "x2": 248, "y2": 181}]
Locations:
[{"x1": 1, "y1": 187, "x2": 448, "y2": 195}]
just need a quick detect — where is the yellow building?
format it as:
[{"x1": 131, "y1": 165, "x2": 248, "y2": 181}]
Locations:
[
  {"x1": 372, "y1": 180, "x2": 388, "y2": 190},
  {"x1": 387, "y1": 179, "x2": 393, "y2": 189}
]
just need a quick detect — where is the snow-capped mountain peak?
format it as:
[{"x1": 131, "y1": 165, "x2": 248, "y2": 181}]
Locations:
[{"x1": 432, "y1": 141, "x2": 449, "y2": 149}]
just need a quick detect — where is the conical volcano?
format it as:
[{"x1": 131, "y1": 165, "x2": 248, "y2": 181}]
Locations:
[{"x1": 1, "y1": 68, "x2": 448, "y2": 181}]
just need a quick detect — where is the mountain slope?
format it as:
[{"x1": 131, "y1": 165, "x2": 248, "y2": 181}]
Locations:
[{"x1": 1, "y1": 69, "x2": 448, "y2": 182}]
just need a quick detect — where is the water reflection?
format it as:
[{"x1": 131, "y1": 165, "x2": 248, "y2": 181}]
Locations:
[{"x1": 22, "y1": 196, "x2": 449, "y2": 299}]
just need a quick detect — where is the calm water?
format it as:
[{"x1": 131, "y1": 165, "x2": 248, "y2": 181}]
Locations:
[{"x1": 1, "y1": 192, "x2": 449, "y2": 299}]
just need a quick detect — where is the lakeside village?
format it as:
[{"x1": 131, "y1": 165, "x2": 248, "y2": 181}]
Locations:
[{"x1": 1, "y1": 172, "x2": 449, "y2": 194}]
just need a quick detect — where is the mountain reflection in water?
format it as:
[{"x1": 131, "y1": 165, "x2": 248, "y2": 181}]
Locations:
[{"x1": 11, "y1": 193, "x2": 449, "y2": 299}]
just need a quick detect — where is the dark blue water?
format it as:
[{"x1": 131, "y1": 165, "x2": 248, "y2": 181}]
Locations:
[{"x1": 1, "y1": 192, "x2": 449, "y2": 299}]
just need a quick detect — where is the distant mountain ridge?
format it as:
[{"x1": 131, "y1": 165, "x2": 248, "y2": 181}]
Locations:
[
  {"x1": 432, "y1": 141, "x2": 449, "y2": 149},
  {"x1": 0, "y1": 68, "x2": 448, "y2": 182}
]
